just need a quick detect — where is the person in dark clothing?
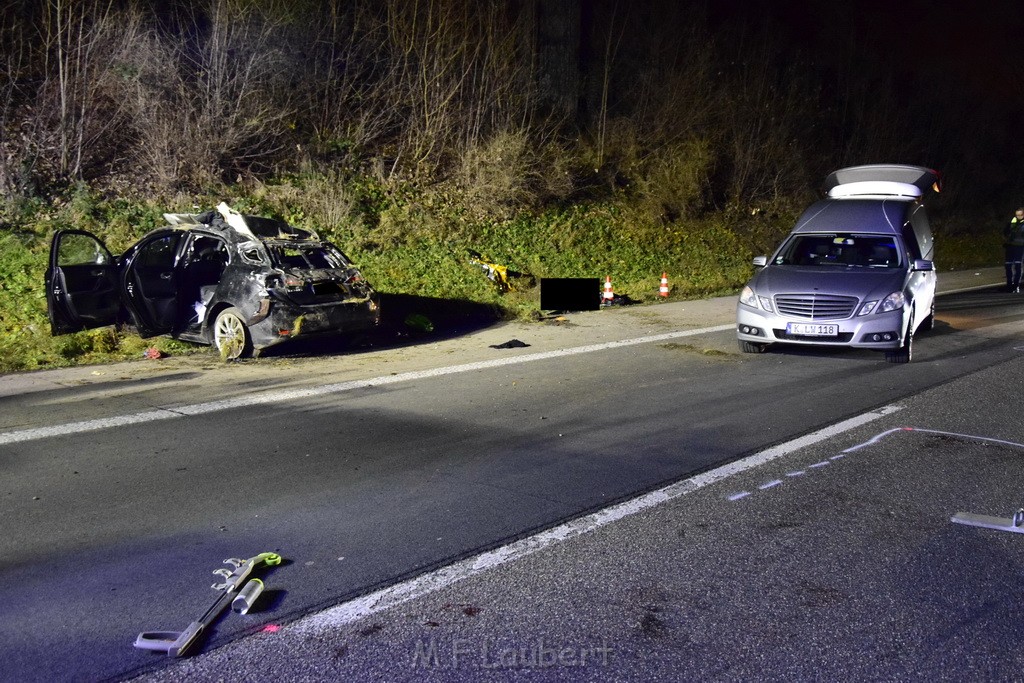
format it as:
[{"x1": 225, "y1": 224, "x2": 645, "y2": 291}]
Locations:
[{"x1": 1004, "y1": 207, "x2": 1024, "y2": 292}]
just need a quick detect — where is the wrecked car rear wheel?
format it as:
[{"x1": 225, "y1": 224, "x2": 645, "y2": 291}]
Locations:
[{"x1": 214, "y1": 307, "x2": 252, "y2": 360}]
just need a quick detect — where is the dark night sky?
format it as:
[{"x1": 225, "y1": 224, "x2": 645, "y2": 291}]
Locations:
[
  {"x1": 695, "y1": 0, "x2": 1024, "y2": 207},
  {"x1": 708, "y1": 0, "x2": 1024, "y2": 101}
]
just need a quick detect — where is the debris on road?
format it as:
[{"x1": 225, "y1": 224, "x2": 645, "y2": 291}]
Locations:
[
  {"x1": 951, "y1": 507, "x2": 1024, "y2": 534},
  {"x1": 133, "y1": 551, "x2": 282, "y2": 658},
  {"x1": 489, "y1": 339, "x2": 530, "y2": 349},
  {"x1": 231, "y1": 578, "x2": 265, "y2": 615}
]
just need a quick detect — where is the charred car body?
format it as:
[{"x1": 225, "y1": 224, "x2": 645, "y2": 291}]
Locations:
[{"x1": 46, "y1": 203, "x2": 381, "y2": 358}]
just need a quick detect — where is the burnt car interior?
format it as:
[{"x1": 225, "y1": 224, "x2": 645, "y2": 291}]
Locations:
[
  {"x1": 242, "y1": 215, "x2": 317, "y2": 240},
  {"x1": 181, "y1": 235, "x2": 229, "y2": 330}
]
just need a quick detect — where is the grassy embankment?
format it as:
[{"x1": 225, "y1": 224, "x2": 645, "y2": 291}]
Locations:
[{"x1": 0, "y1": 174, "x2": 1001, "y2": 374}]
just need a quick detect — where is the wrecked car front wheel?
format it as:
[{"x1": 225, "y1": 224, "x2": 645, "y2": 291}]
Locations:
[{"x1": 214, "y1": 307, "x2": 252, "y2": 360}]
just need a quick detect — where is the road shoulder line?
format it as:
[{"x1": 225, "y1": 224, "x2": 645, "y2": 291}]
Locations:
[{"x1": 294, "y1": 403, "x2": 902, "y2": 633}]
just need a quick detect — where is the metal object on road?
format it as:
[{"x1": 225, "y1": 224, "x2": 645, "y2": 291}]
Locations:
[
  {"x1": 950, "y1": 508, "x2": 1024, "y2": 534},
  {"x1": 232, "y1": 578, "x2": 265, "y2": 615},
  {"x1": 133, "y1": 552, "x2": 282, "y2": 657}
]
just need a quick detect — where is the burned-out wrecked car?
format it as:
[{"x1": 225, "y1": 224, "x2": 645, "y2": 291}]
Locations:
[{"x1": 46, "y1": 203, "x2": 381, "y2": 359}]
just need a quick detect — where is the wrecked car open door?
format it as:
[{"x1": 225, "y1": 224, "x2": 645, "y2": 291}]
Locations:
[
  {"x1": 45, "y1": 230, "x2": 121, "y2": 335},
  {"x1": 46, "y1": 229, "x2": 186, "y2": 339},
  {"x1": 117, "y1": 230, "x2": 186, "y2": 338}
]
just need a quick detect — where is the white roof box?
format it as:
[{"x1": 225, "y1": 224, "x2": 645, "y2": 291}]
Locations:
[
  {"x1": 824, "y1": 164, "x2": 941, "y2": 196},
  {"x1": 827, "y1": 180, "x2": 923, "y2": 199}
]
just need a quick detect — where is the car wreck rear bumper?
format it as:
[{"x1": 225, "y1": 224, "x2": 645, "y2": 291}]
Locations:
[{"x1": 248, "y1": 295, "x2": 381, "y2": 350}]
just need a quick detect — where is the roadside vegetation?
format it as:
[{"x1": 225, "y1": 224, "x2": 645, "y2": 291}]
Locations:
[{"x1": 0, "y1": 1, "x2": 1008, "y2": 373}]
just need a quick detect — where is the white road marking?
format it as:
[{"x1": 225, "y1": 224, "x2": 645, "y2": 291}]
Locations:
[
  {"x1": 906, "y1": 427, "x2": 1024, "y2": 450},
  {"x1": 293, "y1": 403, "x2": 901, "y2": 632},
  {"x1": 839, "y1": 423, "x2": 1024, "y2": 456},
  {"x1": 0, "y1": 324, "x2": 734, "y2": 446},
  {"x1": 730, "y1": 426, "x2": 1024, "y2": 505},
  {"x1": 841, "y1": 427, "x2": 909, "y2": 453}
]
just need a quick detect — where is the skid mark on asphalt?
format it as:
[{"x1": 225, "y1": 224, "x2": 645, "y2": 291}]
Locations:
[{"x1": 728, "y1": 427, "x2": 1024, "y2": 502}]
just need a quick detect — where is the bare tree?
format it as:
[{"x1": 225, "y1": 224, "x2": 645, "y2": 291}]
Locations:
[
  {"x1": 0, "y1": 4, "x2": 30, "y2": 199},
  {"x1": 0, "y1": 0, "x2": 147, "y2": 192},
  {"x1": 123, "y1": 0, "x2": 295, "y2": 189}
]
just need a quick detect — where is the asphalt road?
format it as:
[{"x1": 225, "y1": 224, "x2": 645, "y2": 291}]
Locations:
[
  {"x1": 145, "y1": 354, "x2": 1024, "y2": 683},
  {"x1": 2, "y1": 268, "x2": 1021, "y2": 681}
]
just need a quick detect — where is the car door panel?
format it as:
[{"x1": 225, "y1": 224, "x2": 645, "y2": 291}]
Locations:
[
  {"x1": 45, "y1": 231, "x2": 120, "y2": 335},
  {"x1": 120, "y1": 232, "x2": 184, "y2": 337},
  {"x1": 909, "y1": 269, "x2": 936, "y2": 332}
]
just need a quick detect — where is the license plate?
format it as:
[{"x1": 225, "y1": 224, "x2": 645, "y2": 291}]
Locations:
[{"x1": 787, "y1": 322, "x2": 838, "y2": 337}]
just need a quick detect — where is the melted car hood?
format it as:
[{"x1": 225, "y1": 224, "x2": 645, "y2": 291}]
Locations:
[{"x1": 751, "y1": 265, "x2": 907, "y2": 299}]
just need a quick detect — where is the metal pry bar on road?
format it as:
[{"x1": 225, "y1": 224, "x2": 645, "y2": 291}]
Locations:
[
  {"x1": 133, "y1": 551, "x2": 282, "y2": 657},
  {"x1": 950, "y1": 508, "x2": 1024, "y2": 534}
]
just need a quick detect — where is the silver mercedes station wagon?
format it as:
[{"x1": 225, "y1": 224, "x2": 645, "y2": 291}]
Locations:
[{"x1": 736, "y1": 164, "x2": 941, "y2": 363}]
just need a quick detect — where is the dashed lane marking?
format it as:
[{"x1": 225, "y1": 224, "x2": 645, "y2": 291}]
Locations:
[{"x1": 731, "y1": 426, "x2": 1024, "y2": 502}]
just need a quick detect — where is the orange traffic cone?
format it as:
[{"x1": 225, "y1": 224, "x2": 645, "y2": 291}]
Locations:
[
  {"x1": 659, "y1": 272, "x2": 669, "y2": 298},
  {"x1": 603, "y1": 275, "x2": 614, "y2": 304}
]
